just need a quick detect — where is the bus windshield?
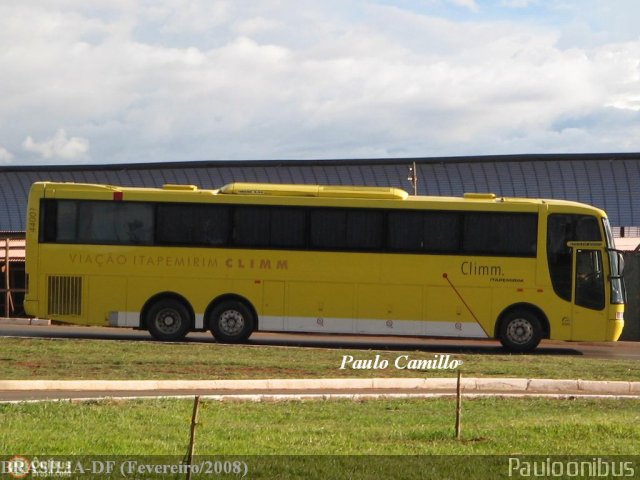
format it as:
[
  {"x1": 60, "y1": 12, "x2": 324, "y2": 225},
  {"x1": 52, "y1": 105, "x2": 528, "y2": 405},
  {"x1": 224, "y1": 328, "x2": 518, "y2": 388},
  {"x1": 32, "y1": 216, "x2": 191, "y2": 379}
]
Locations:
[{"x1": 602, "y1": 218, "x2": 625, "y2": 304}]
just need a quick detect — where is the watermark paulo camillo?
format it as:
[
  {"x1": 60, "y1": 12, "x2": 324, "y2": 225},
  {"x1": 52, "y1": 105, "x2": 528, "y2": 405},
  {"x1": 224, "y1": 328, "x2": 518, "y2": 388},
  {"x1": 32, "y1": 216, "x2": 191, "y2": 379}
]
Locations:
[{"x1": 339, "y1": 354, "x2": 463, "y2": 370}]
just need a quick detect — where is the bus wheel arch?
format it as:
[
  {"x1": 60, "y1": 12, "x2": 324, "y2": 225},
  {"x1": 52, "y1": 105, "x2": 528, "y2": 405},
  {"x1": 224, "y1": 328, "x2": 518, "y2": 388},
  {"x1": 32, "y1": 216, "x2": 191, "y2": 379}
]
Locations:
[
  {"x1": 205, "y1": 295, "x2": 257, "y2": 343},
  {"x1": 495, "y1": 303, "x2": 549, "y2": 352},
  {"x1": 141, "y1": 293, "x2": 194, "y2": 342}
]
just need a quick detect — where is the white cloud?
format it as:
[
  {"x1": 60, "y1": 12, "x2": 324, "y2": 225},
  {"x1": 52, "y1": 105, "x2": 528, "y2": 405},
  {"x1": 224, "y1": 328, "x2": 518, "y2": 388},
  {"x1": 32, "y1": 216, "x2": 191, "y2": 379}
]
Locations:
[
  {"x1": 23, "y1": 129, "x2": 90, "y2": 160},
  {"x1": 0, "y1": 146, "x2": 13, "y2": 163},
  {"x1": 447, "y1": 0, "x2": 480, "y2": 12},
  {"x1": 0, "y1": 1, "x2": 640, "y2": 164},
  {"x1": 499, "y1": 0, "x2": 537, "y2": 7},
  {"x1": 552, "y1": 0, "x2": 640, "y2": 48},
  {"x1": 147, "y1": 0, "x2": 231, "y2": 34},
  {"x1": 233, "y1": 16, "x2": 283, "y2": 37}
]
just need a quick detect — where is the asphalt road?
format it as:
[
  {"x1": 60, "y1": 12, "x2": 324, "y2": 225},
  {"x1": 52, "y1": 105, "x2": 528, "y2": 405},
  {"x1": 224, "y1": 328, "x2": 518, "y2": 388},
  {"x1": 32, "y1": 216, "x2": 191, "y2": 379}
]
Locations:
[{"x1": 1, "y1": 323, "x2": 640, "y2": 360}]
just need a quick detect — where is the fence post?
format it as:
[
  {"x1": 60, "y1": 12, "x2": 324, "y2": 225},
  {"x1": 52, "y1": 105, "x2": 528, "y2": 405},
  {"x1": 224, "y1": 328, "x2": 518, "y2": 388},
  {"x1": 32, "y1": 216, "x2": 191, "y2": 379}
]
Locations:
[
  {"x1": 185, "y1": 395, "x2": 201, "y2": 480},
  {"x1": 455, "y1": 370, "x2": 462, "y2": 440}
]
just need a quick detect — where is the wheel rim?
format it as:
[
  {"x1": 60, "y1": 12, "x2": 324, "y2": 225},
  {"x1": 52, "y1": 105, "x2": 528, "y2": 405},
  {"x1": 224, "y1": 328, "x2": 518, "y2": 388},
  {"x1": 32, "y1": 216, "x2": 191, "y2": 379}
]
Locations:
[
  {"x1": 218, "y1": 309, "x2": 245, "y2": 336},
  {"x1": 506, "y1": 318, "x2": 533, "y2": 345},
  {"x1": 153, "y1": 307, "x2": 183, "y2": 335}
]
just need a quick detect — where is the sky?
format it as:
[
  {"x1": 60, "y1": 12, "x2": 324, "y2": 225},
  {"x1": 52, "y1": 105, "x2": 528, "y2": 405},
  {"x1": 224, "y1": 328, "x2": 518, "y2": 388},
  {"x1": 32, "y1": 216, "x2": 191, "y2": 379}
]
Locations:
[{"x1": 1, "y1": 0, "x2": 640, "y2": 165}]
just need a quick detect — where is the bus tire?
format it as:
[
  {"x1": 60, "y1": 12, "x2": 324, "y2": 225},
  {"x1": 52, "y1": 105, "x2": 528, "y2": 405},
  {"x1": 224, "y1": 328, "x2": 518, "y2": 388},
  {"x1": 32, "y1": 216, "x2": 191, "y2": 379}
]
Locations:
[
  {"x1": 208, "y1": 300, "x2": 255, "y2": 343},
  {"x1": 498, "y1": 309, "x2": 542, "y2": 352},
  {"x1": 146, "y1": 299, "x2": 191, "y2": 342}
]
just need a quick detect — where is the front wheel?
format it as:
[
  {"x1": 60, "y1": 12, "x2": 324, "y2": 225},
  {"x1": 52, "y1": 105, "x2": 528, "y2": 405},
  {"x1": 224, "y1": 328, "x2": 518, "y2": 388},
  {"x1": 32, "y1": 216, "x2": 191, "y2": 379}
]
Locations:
[
  {"x1": 208, "y1": 300, "x2": 255, "y2": 343},
  {"x1": 146, "y1": 299, "x2": 191, "y2": 341},
  {"x1": 498, "y1": 309, "x2": 543, "y2": 352}
]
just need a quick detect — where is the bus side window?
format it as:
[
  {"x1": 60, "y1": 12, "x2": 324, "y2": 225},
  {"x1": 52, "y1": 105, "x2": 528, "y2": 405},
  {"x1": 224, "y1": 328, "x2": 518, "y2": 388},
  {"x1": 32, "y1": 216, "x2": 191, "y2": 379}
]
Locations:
[
  {"x1": 463, "y1": 213, "x2": 537, "y2": 256},
  {"x1": 234, "y1": 206, "x2": 271, "y2": 247},
  {"x1": 270, "y1": 208, "x2": 305, "y2": 248},
  {"x1": 47, "y1": 200, "x2": 78, "y2": 242},
  {"x1": 77, "y1": 202, "x2": 153, "y2": 245},
  {"x1": 387, "y1": 211, "x2": 423, "y2": 251},
  {"x1": 310, "y1": 209, "x2": 348, "y2": 249},
  {"x1": 157, "y1": 204, "x2": 230, "y2": 246},
  {"x1": 118, "y1": 203, "x2": 153, "y2": 244},
  {"x1": 233, "y1": 206, "x2": 306, "y2": 248}
]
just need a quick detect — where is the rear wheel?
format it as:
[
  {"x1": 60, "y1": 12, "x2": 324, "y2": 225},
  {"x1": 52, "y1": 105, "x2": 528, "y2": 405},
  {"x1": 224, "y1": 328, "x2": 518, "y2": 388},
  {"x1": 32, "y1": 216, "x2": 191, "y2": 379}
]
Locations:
[
  {"x1": 208, "y1": 300, "x2": 255, "y2": 343},
  {"x1": 146, "y1": 299, "x2": 191, "y2": 341},
  {"x1": 498, "y1": 309, "x2": 543, "y2": 352}
]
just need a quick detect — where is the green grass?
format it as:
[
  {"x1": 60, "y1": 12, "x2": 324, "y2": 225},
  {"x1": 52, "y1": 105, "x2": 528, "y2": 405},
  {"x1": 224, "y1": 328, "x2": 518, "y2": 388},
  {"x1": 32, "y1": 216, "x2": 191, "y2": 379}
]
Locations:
[
  {"x1": 2, "y1": 336, "x2": 639, "y2": 479},
  {"x1": 2, "y1": 399, "x2": 638, "y2": 479},
  {"x1": 1, "y1": 397, "x2": 638, "y2": 455},
  {"x1": 0, "y1": 337, "x2": 638, "y2": 381}
]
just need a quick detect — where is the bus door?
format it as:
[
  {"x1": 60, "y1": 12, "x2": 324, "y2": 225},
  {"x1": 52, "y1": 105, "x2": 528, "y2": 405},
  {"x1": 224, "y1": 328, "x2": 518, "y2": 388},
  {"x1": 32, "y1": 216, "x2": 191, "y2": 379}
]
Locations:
[{"x1": 571, "y1": 245, "x2": 607, "y2": 340}]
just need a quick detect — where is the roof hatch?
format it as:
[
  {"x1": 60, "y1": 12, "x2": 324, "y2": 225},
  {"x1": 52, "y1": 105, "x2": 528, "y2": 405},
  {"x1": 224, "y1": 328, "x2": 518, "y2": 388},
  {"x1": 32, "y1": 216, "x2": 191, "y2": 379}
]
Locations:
[
  {"x1": 219, "y1": 183, "x2": 409, "y2": 200},
  {"x1": 463, "y1": 193, "x2": 497, "y2": 200}
]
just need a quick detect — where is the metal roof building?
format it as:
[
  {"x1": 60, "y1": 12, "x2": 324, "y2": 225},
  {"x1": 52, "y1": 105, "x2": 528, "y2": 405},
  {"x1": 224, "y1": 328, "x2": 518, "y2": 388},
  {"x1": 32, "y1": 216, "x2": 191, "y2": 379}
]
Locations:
[{"x1": 1, "y1": 153, "x2": 639, "y2": 232}]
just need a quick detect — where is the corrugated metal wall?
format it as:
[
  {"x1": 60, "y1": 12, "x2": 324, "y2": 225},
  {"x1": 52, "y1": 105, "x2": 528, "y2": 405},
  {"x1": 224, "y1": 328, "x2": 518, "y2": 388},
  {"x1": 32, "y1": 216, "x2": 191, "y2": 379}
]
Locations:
[
  {"x1": 2, "y1": 156, "x2": 639, "y2": 340},
  {"x1": 621, "y1": 253, "x2": 640, "y2": 341},
  {"x1": 1, "y1": 155, "x2": 640, "y2": 231}
]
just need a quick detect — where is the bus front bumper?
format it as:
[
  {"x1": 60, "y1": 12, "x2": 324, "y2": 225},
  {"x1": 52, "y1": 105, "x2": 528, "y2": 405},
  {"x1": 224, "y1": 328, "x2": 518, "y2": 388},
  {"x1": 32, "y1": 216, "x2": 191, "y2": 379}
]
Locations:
[{"x1": 608, "y1": 309, "x2": 625, "y2": 341}]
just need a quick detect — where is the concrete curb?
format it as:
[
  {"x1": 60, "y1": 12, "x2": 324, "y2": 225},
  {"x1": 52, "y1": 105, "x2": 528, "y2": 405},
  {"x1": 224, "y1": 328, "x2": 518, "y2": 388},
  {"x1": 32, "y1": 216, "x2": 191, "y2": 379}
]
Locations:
[
  {"x1": 1, "y1": 377, "x2": 639, "y2": 395},
  {"x1": 0, "y1": 317, "x2": 51, "y2": 326},
  {"x1": 4, "y1": 392, "x2": 640, "y2": 405}
]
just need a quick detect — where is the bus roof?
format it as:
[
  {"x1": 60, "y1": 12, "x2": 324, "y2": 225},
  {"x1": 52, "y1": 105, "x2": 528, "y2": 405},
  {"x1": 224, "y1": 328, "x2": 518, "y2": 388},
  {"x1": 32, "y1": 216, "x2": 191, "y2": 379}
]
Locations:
[{"x1": 32, "y1": 181, "x2": 607, "y2": 215}]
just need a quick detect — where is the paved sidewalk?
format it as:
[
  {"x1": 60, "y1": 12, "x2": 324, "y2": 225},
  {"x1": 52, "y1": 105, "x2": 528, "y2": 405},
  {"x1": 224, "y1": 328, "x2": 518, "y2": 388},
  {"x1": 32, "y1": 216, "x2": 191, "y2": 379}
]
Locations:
[{"x1": 1, "y1": 377, "x2": 639, "y2": 403}]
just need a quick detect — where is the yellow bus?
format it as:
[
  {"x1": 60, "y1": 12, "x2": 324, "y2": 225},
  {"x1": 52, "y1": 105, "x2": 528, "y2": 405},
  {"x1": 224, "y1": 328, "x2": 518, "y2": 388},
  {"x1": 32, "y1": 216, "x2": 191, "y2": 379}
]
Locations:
[{"x1": 24, "y1": 181, "x2": 625, "y2": 351}]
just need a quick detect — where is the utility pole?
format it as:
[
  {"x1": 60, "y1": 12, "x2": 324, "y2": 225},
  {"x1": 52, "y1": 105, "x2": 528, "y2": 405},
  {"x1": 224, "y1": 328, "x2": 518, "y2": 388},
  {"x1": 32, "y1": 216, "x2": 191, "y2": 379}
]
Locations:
[
  {"x1": 408, "y1": 161, "x2": 418, "y2": 195},
  {"x1": 4, "y1": 238, "x2": 10, "y2": 318}
]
